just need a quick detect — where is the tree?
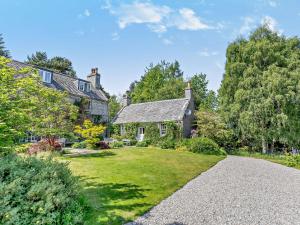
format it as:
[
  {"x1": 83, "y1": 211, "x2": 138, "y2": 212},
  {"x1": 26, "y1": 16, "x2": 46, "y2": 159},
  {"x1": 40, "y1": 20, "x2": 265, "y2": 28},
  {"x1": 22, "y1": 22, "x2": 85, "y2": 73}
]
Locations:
[
  {"x1": 74, "y1": 119, "x2": 106, "y2": 148},
  {"x1": 0, "y1": 56, "x2": 78, "y2": 153},
  {"x1": 26, "y1": 51, "x2": 76, "y2": 77},
  {"x1": 0, "y1": 34, "x2": 10, "y2": 58},
  {"x1": 200, "y1": 90, "x2": 218, "y2": 111},
  {"x1": 0, "y1": 57, "x2": 40, "y2": 153},
  {"x1": 189, "y1": 73, "x2": 208, "y2": 108},
  {"x1": 219, "y1": 25, "x2": 300, "y2": 152},
  {"x1": 195, "y1": 110, "x2": 233, "y2": 148},
  {"x1": 109, "y1": 95, "x2": 121, "y2": 120},
  {"x1": 129, "y1": 61, "x2": 186, "y2": 103},
  {"x1": 31, "y1": 86, "x2": 78, "y2": 147}
]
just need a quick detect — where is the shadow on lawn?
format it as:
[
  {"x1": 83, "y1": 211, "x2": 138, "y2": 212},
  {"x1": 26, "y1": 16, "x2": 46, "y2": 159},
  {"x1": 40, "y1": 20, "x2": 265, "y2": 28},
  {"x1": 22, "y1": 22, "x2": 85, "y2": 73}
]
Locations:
[
  {"x1": 65, "y1": 151, "x2": 116, "y2": 158},
  {"x1": 80, "y1": 177, "x2": 151, "y2": 225}
]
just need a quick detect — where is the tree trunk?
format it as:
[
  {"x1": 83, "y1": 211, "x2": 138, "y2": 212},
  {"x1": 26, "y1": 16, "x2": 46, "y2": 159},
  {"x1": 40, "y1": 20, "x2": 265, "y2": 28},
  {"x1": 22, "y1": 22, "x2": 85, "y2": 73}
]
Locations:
[
  {"x1": 270, "y1": 139, "x2": 275, "y2": 154},
  {"x1": 262, "y1": 137, "x2": 268, "y2": 154}
]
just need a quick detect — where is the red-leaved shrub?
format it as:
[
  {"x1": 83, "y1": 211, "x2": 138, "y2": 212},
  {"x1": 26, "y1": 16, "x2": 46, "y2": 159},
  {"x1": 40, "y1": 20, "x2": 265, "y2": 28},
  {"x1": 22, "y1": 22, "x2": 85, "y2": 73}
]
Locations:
[{"x1": 96, "y1": 141, "x2": 110, "y2": 149}]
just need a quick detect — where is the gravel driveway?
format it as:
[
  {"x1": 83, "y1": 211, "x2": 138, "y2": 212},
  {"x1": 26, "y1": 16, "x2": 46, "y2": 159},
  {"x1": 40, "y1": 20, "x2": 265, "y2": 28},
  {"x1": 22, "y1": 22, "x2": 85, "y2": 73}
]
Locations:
[{"x1": 128, "y1": 156, "x2": 300, "y2": 225}]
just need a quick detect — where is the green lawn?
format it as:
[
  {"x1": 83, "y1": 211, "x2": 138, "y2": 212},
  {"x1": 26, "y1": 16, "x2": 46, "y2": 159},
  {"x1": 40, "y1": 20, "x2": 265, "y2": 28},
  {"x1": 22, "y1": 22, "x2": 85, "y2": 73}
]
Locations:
[
  {"x1": 62, "y1": 147, "x2": 225, "y2": 225},
  {"x1": 232, "y1": 152, "x2": 300, "y2": 169}
]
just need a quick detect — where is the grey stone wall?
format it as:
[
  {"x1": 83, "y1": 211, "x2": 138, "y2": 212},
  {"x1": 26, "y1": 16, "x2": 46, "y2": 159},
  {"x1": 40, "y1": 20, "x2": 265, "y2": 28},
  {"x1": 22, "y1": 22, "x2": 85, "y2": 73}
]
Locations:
[{"x1": 91, "y1": 99, "x2": 109, "y2": 121}]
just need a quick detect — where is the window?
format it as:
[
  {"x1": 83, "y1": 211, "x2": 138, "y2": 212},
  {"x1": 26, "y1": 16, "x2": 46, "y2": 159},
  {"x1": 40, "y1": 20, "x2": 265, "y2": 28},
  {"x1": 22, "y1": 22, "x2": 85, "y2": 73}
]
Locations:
[
  {"x1": 160, "y1": 123, "x2": 167, "y2": 136},
  {"x1": 85, "y1": 83, "x2": 91, "y2": 92},
  {"x1": 78, "y1": 81, "x2": 91, "y2": 92},
  {"x1": 39, "y1": 70, "x2": 52, "y2": 83},
  {"x1": 79, "y1": 81, "x2": 85, "y2": 91},
  {"x1": 120, "y1": 125, "x2": 126, "y2": 136},
  {"x1": 138, "y1": 127, "x2": 145, "y2": 135}
]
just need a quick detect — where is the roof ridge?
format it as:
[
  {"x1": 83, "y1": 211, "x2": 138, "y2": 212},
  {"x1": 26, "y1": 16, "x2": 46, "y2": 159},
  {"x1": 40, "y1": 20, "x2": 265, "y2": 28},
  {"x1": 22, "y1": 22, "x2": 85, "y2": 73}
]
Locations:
[
  {"x1": 12, "y1": 59, "x2": 82, "y2": 81},
  {"x1": 128, "y1": 98, "x2": 189, "y2": 106}
]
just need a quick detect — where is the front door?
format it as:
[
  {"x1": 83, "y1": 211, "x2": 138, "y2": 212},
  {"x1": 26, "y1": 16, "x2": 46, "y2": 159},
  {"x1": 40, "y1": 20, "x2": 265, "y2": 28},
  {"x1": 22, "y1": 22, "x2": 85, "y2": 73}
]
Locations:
[{"x1": 137, "y1": 127, "x2": 145, "y2": 141}]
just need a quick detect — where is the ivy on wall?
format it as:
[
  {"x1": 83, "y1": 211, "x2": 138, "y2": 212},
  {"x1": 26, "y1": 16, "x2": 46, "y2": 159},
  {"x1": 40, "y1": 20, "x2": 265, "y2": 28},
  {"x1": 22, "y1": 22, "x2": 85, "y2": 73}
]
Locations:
[{"x1": 112, "y1": 121, "x2": 182, "y2": 144}]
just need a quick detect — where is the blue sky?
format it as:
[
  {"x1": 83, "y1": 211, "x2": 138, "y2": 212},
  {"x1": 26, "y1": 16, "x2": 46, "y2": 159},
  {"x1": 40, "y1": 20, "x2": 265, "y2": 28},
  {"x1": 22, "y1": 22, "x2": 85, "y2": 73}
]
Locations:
[{"x1": 1, "y1": 0, "x2": 299, "y2": 95}]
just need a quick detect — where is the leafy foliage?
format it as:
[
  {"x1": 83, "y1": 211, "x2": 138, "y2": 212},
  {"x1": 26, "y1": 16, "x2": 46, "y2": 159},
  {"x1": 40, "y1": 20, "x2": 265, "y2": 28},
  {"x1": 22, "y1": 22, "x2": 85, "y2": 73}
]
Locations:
[
  {"x1": 219, "y1": 25, "x2": 300, "y2": 152},
  {"x1": 195, "y1": 110, "x2": 234, "y2": 149},
  {"x1": 129, "y1": 61, "x2": 186, "y2": 103},
  {"x1": 74, "y1": 120, "x2": 106, "y2": 148},
  {"x1": 0, "y1": 57, "x2": 78, "y2": 153},
  {"x1": 135, "y1": 141, "x2": 149, "y2": 147},
  {"x1": 108, "y1": 95, "x2": 122, "y2": 120},
  {"x1": 0, "y1": 34, "x2": 10, "y2": 58},
  {"x1": 72, "y1": 142, "x2": 87, "y2": 149},
  {"x1": 26, "y1": 51, "x2": 77, "y2": 77},
  {"x1": 111, "y1": 141, "x2": 124, "y2": 148},
  {"x1": 0, "y1": 155, "x2": 83, "y2": 225},
  {"x1": 188, "y1": 137, "x2": 226, "y2": 155}
]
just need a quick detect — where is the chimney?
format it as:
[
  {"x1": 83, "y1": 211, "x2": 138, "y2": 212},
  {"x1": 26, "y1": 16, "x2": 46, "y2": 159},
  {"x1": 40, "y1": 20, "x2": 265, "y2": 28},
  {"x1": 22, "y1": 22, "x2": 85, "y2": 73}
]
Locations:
[
  {"x1": 87, "y1": 67, "x2": 101, "y2": 89},
  {"x1": 121, "y1": 93, "x2": 131, "y2": 107},
  {"x1": 185, "y1": 81, "x2": 193, "y2": 99}
]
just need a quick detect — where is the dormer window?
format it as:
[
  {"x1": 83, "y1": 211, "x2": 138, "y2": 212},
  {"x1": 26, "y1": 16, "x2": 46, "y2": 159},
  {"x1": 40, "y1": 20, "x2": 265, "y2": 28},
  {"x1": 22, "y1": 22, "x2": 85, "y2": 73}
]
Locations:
[
  {"x1": 79, "y1": 81, "x2": 85, "y2": 91},
  {"x1": 85, "y1": 83, "x2": 91, "y2": 92},
  {"x1": 78, "y1": 80, "x2": 91, "y2": 92},
  {"x1": 39, "y1": 69, "x2": 52, "y2": 83}
]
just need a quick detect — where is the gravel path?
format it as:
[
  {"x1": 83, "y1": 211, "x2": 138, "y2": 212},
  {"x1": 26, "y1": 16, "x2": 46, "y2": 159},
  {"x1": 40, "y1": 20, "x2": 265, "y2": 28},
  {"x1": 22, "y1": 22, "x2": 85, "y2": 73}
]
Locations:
[{"x1": 128, "y1": 156, "x2": 300, "y2": 225}]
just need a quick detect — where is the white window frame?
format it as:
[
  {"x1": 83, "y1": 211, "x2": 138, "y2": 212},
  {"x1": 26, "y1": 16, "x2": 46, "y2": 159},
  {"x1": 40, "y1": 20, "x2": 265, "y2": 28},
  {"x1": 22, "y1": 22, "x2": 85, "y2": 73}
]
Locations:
[
  {"x1": 79, "y1": 81, "x2": 85, "y2": 91},
  {"x1": 138, "y1": 127, "x2": 145, "y2": 135},
  {"x1": 159, "y1": 123, "x2": 167, "y2": 137},
  {"x1": 85, "y1": 83, "x2": 91, "y2": 92},
  {"x1": 120, "y1": 125, "x2": 126, "y2": 136},
  {"x1": 39, "y1": 70, "x2": 52, "y2": 83}
]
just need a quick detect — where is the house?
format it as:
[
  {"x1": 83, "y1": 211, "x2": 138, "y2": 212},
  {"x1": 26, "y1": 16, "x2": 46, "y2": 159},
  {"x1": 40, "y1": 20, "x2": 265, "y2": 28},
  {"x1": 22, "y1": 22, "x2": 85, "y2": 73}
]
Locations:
[
  {"x1": 8, "y1": 60, "x2": 109, "y2": 142},
  {"x1": 113, "y1": 84, "x2": 195, "y2": 141}
]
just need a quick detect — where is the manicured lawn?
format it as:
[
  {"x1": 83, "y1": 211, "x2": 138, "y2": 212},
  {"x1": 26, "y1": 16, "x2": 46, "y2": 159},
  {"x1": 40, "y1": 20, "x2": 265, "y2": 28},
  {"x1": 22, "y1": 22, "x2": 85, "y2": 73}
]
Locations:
[{"x1": 62, "y1": 147, "x2": 225, "y2": 225}]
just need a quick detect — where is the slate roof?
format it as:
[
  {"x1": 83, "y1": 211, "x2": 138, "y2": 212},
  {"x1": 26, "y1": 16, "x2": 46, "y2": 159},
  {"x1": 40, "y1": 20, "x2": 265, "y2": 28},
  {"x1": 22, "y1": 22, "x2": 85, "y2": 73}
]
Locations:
[
  {"x1": 8, "y1": 60, "x2": 108, "y2": 102},
  {"x1": 113, "y1": 98, "x2": 190, "y2": 124}
]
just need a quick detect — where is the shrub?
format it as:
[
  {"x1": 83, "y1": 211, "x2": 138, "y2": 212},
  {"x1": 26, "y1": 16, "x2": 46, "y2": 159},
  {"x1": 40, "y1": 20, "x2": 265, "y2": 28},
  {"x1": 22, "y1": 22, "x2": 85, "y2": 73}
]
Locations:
[
  {"x1": 111, "y1": 141, "x2": 124, "y2": 148},
  {"x1": 188, "y1": 137, "x2": 226, "y2": 155},
  {"x1": 286, "y1": 154, "x2": 300, "y2": 167},
  {"x1": 136, "y1": 141, "x2": 149, "y2": 147},
  {"x1": 175, "y1": 146, "x2": 188, "y2": 152},
  {"x1": 129, "y1": 139, "x2": 138, "y2": 146},
  {"x1": 0, "y1": 155, "x2": 83, "y2": 225},
  {"x1": 72, "y1": 141, "x2": 87, "y2": 149},
  {"x1": 14, "y1": 143, "x2": 32, "y2": 153},
  {"x1": 158, "y1": 139, "x2": 175, "y2": 149},
  {"x1": 96, "y1": 141, "x2": 110, "y2": 149},
  {"x1": 74, "y1": 119, "x2": 106, "y2": 148},
  {"x1": 28, "y1": 141, "x2": 53, "y2": 155}
]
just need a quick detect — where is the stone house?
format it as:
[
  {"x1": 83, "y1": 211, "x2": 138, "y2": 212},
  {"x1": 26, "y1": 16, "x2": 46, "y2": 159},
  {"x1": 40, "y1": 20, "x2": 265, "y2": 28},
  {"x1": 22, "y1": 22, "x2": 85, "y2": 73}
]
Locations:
[
  {"x1": 9, "y1": 60, "x2": 109, "y2": 142},
  {"x1": 113, "y1": 85, "x2": 194, "y2": 141}
]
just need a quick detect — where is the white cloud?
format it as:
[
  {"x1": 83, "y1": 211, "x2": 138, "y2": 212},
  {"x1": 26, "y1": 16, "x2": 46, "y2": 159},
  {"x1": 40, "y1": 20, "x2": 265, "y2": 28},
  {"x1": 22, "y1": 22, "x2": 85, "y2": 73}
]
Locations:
[
  {"x1": 268, "y1": 0, "x2": 277, "y2": 7},
  {"x1": 148, "y1": 24, "x2": 167, "y2": 33},
  {"x1": 112, "y1": 32, "x2": 120, "y2": 41},
  {"x1": 117, "y1": 2, "x2": 171, "y2": 29},
  {"x1": 198, "y1": 49, "x2": 219, "y2": 57},
  {"x1": 78, "y1": 9, "x2": 91, "y2": 18},
  {"x1": 239, "y1": 16, "x2": 256, "y2": 35},
  {"x1": 172, "y1": 8, "x2": 210, "y2": 30},
  {"x1": 261, "y1": 16, "x2": 282, "y2": 33},
  {"x1": 102, "y1": 1, "x2": 211, "y2": 33},
  {"x1": 84, "y1": 9, "x2": 91, "y2": 17},
  {"x1": 162, "y1": 38, "x2": 173, "y2": 45}
]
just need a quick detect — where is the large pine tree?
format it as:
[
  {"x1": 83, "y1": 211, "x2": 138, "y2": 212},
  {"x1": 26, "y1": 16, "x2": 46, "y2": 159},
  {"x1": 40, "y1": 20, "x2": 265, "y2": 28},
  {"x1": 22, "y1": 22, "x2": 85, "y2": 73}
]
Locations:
[
  {"x1": 0, "y1": 34, "x2": 10, "y2": 58},
  {"x1": 26, "y1": 51, "x2": 76, "y2": 77}
]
